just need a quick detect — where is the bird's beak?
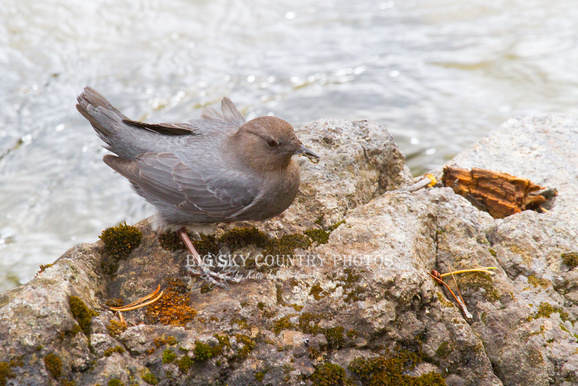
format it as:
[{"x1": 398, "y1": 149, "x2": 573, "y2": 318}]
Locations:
[{"x1": 296, "y1": 144, "x2": 320, "y2": 163}]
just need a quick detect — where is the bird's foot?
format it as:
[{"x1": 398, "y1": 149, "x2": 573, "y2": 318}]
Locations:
[{"x1": 187, "y1": 264, "x2": 241, "y2": 290}]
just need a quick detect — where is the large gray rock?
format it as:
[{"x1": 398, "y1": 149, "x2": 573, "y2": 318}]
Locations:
[{"x1": 1, "y1": 115, "x2": 577, "y2": 386}]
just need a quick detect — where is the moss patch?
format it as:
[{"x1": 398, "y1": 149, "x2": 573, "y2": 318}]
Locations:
[
  {"x1": 141, "y1": 370, "x2": 159, "y2": 385},
  {"x1": 309, "y1": 284, "x2": 326, "y2": 300},
  {"x1": 44, "y1": 353, "x2": 62, "y2": 379},
  {"x1": 562, "y1": 252, "x2": 578, "y2": 269},
  {"x1": 527, "y1": 275, "x2": 550, "y2": 289},
  {"x1": 325, "y1": 326, "x2": 345, "y2": 349},
  {"x1": 158, "y1": 223, "x2": 344, "y2": 272},
  {"x1": 527, "y1": 302, "x2": 569, "y2": 322},
  {"x1": 69, "y1": 296, "x2": 97, "y2": 336},
  {"x1": 104, "y1": 346, "x2": 125, "y2": 357},
  {"x1": 458, "y1": 272, "x2": 500, "y2": 302},
  {"x1": 162, "y1": 349, "x2": 177, "y2": 364},
  {"x1": 298, "y1": 312, "x2": 324, "y2": 335},
  {"x1": 311, "y1": 362, "x2": 352, "y2": 386},
  {"x1": 255, "y1": 368, "x2": 268, "y2": 382},
  {"x1": 153, "y1": 335, "x2": 178, "y2": 348},
  {"x1": 273, "y1": 316, "x2": 295, "y2": 335},
  {"x1": 435, "y1": 342, "x2": 452, "y2": 359},
  {"x1": 99, "y1": 222, "x2": 142, "y2": 274},
  {"x1": 328, "y1": 268, "x2": 366, "y2": 303},
  {"x1": 38, "y1": 263, "x2": 54, "y2": 274},
  {"x1": 106, "y1": 320, "x2": 127, "y2": 337},
  {"x1": 235, "y1": 334, "x2": 256, "y2": 360},
  {"x1": 108, "y1": 379, "x2": 124, "y2": 386},
  {"x1": 0, "y1": 359, "x2": 23, "y2": 386},
  {"x1": 263, "y1": 234, "x2": 311, "y2": 257},
  {"x1": 145, "y1": 278, "x2": 196, "y2": 326},
  {"x1": 60, "y1": 323, "x2": 82, "y2": 339},
  {"x1": 194, "y1": 341, "x2": 214, "y2": 361},
  {"x1": 304, "y1": 220, "x2": 345, "y2": 245},
  {"x1": 177, "y1": 355, "x2": 194, "y2": 373},
  {"x1": 349, "y1": 349, "x2": 446, "y2": 385}
]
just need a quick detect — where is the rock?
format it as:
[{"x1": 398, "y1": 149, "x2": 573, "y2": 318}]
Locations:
[{"x1": 1, "y1": 115, "x2": 577, "y2": 385}]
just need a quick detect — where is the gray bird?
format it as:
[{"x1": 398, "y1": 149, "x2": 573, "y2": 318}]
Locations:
[{"x1": 76, "y1": 87, "x2": 319, "y2": 288}]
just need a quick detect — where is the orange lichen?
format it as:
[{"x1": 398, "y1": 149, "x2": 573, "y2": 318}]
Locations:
[{"x1": 145, "y1": 278, "x2": 196, "y2": 326}]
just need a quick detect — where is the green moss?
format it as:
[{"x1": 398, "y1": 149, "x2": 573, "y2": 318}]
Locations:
[
  {"x1": 0, "y1": 362, "x2": 14, "y2": 386},
  {"x1": 527, "y1": 302, "x2": 568, "y2": 322},
  {"x1": 488, "y1": 248, "x2": 497, "y2": 257},
  {"x1": 104, "y1": 346, "x2": 125, "y2": 357},
  {"x1": 99, "y1": 223, "x2": 142, "y2": 274},
  {"x1": 107, "y1": 379, "x2": 124, "y2": 386},
  {"x1": 219, "y1": 227, "x2": 269, "y2": 250},
  {"x1": 325, "y1": 326, "x2": 344, "y2": 349},
  {"x1": 273, "y1": 316, "x2": 295, "y2": 334},
  {"x1": 527, "y1": 275, "x2": 550, "y2": 289},
  {"x1": 346, "y1": 329, "x2": 358, "y2": 340},
  {"x1": 192, "y1": 234, "x2": 219, "y2": 256},
  {"x1": 435, "y1": 342, "x2": 452, "y2": 359},
  {"x1": 458, "y1": 272, "x2": 500, "y2": 302},
  {"x1": 304, "y1": 229, "x2": 331, "y2": 245},
  {"x1": 232, "y1": 318, "x2": 250, "y2": 330},
  {"x1": 162, "y1": 226, "x2": 270, "y2": 257},
  {"x1": 349, "y1": 349, "x2": 446, "y2": 386},
  {"x1": 331, "y1": 268, "x2": 367, "y2": 303},
  {"x1": 276, "y1": 284, "x2": 285, "y2": 305},
  {"x1": 153, "y1": 335, "x2": 178, "y2": 348},
  {"x1": 44, "y1": 353, "x2": 62, "y2": 379},
  {"x1": 235, "y1": 334, "x2": 256, "y2": 359},
  {"x1": 106, "y1": 320, "x2": 127, "y2": 337},
  {"x1": 309, "y1": 284, "x2": 325, "y2": 300},
  {"x1": 141, "y1": 371, "x2": 158, "y2": 385},
  {"x1": 562, "y1": 252, "x2": 578, "y2": 269},
  {"x1": 298, "y1": 312, "x2": 323, "y2": 335},
  {"x1": 100, "y1": 222, "x2": 142, "y2": 258},
  {"x1": 60, "y1": 323, "x2": 82, "y2": 339},
  {"x1": 69, "y1": 296, "x2": 97, "y2": 336},
  {"x1": 304, "y1": 220, "x2": 345, "y2": 246},
  {"x1": 255, "y1": 368, "x2": 268, "y2": 382},
  {"x1": 158, "y1": 231, "x2": 186, "y2": 251},
  {"x1": 311, "y1": 362, "x2": 352, "y2": 386},
  {"x1": 1, "y1": 359, "x2": 24, "y2": 386},
  {"x1": 162, "y1": 349, "x2": 177, "y2": 364},
  {"x1": 177, "y1": 355, "x2": 194, "y2": 373},
  {"x1": 38, "y1": 263, "x2": 54, "y2": 274},
  {"x1": 212, "y1": 334, "x2": 231, "y2": 357},
  {"x1": 194, "y1": 341, "x2": 214, "y2": 361},
  {"x1": 264, "y1": 234, "x2": 311, "y2": 257}
]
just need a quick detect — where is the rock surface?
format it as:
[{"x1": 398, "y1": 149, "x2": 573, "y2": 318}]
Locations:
[{"x1": 1, "y1": 116, "x2": 577, "y2": 386}]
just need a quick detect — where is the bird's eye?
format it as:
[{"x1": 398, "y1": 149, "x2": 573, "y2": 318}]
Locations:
[{"x1": 266, "y1": 139, "x2": 279, "y2": 148}]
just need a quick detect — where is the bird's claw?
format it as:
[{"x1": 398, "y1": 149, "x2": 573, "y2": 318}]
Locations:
[{"x1": 187, "y1": 264, "x2": 241, "y2": 290}]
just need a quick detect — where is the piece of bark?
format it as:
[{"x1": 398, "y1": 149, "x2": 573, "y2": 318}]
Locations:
[{"x1": 442, "y1": 166, "x2": 557, "y2": 219}]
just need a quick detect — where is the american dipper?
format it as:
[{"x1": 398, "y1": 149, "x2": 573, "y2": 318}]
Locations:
[{"x1": 76, "y1": 87, "x2": 319, "y2": 288}]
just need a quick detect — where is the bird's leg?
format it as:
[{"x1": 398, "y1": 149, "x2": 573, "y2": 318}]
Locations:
[{"x1": 178, "y1": 227, "x2": 240, "y2": 289}]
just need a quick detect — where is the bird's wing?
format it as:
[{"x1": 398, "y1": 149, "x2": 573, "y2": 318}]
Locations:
[
  {"x1": 122, "y1": 119, "x2": 197, "y2": 136},
  {"x1": 200, "y1": 97, "x2": 246, "y2": 127},
  {"x1": 104, "y1": 153, "x2": 259, "y2": 220}
]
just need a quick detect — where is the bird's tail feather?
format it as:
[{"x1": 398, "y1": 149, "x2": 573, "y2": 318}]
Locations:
[{"x1": 76, "y1": 87, "x2": 129, "y2": 142}]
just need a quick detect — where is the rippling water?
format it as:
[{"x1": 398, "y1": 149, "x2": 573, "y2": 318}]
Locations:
[{"x1": 1, "y1": 0, "x2": 578, "y2": 290}]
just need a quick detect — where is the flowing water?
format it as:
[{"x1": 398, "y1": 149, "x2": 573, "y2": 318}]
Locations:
[{"x1": 1, "y1": 0, "x2": 578, "y2": 290}]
